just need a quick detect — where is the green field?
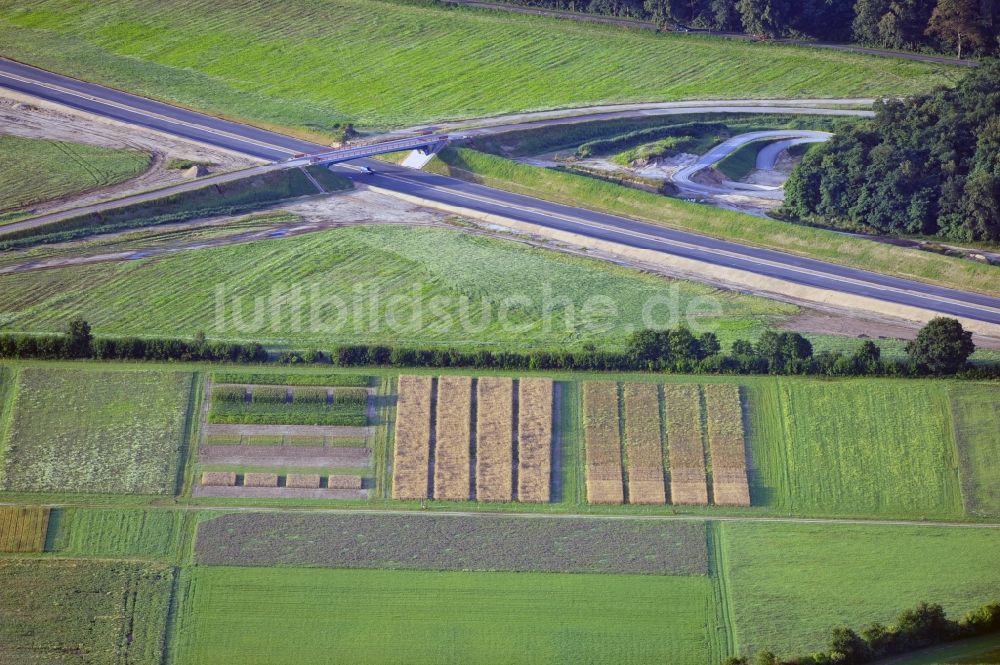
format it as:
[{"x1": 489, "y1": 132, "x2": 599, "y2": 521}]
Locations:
[
  {"x1": 888, "y1": 635, "x2": 1000, "y2": 664},
  {"x1": 0, "y1": 0, "x2": 957, "y2": 133},
  {"x1": 949, "y1": 384, "x2": 1000, "y2": 517},
  {"x1": 46, "y1": 507, "x2": 183, "y2": 559},
  {"x1": 747, "y1": 378, "x2": 964, "y2": 518},
  {"x1": 426, "y1": 148, "x2": 1000, "y2": 296},
  {"x1": 0, "y1": 368, "x2": 193, "y2": 494},
  {"x1": 722, "y1": 522, "x2": 1000, "y2": 659},
  {"x1": 0, "y1": 559, "x2": 173, "y2": 665},
  {"x1": 0, "y1": 135, "x2": 150, "y2": 216},
  {"x1": 170, "y1": 566, "x2": 718, "y2": 665},
  {"x1": 0, "y1": 224, "x2": 792, "y2": 351}
]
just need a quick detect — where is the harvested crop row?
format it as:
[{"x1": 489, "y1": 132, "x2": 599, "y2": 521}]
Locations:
[
  {"x1": 664, "y1": 384, "x2": 708, "y2": 506},
  {"x1": 392, "y1": 376, "x2": 434, "y2": 500},
  {"x1": 434, "y1": 376, "x2": 473, "y2": 501},
  {"x1": 583, "y1": 382, "x2": 624, "y2": 504},
  {"x1": 623, "y1": 383, "x2": 666, "y2": 505},
  {"x1": 704, "y1": 384, "x2": 751, "y2": 507},
  {"x1": 518, "y1": 378, "x2": 553, "y2": 503},
  {"x1": 476, "y1": 377, "x2": 514, "y2": 502},
  {"x1": 0, "y1": 506, "x2": 49, "y2": 553}
]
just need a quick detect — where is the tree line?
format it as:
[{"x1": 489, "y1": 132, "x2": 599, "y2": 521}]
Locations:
[
  {"x1": 0, "y1": 317, "x2": 990, "y2": 379},
  {"x1": 785, "y1": 62, "x2": 1000, "y2": 242},
  {"x1": 473, "y1": 0, "x2": 1000, "y2": 57},
  {"x1": 723, "y1": 599, "x2": 1000, "y2": 665}
]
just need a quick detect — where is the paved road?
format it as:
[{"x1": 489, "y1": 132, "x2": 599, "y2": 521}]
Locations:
[
  {"x1": 671, "y1": 129, "x2": 831, "y2": 198},
  {"x1": 3, "y1": 58, "x2": 1000, "y2": 327}
]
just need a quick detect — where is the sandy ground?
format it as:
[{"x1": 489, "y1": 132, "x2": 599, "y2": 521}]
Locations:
[{"x1": 0, "y1": 91, "x2": 261, "y2": 216}]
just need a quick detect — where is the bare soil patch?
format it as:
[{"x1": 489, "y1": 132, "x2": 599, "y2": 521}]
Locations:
[
  {"x1": 195, "y1": 512, "x2": 708, "y2": 575},
  {"x1": 192, "y1": 486, "x2": 366, "y2": 499},
  {"x1": 198, "y1": 445, "x2": 370, "y2": 467}
]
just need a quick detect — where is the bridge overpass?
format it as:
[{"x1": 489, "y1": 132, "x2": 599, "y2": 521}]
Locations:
[{"x1": 305, "y1": 134, "x2": 450, "y2": 167}]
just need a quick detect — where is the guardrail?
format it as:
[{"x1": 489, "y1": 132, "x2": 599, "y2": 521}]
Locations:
[{"x1": 307, "y1": 134, "x2": 449, "y2": 165}]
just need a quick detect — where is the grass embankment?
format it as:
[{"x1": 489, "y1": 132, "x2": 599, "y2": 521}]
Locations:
[
  {"x1": 425, "y1": 148, "x2": 1000, "y2": 296},
  {"x1": 0, "y1": 166, "x2": 350, "y2": 248},
  {"x1": 722, "y1": 522, "x2": 1000, "y2": 658},
  {"x1": 0, "y1": 224, "x2": 792, "y2": 351},
  {"x1": 0, "y1": 135, "x2": 150, "y2": 221},
  {"x1": 716, "y1": 139, "x2": 771, "y2": 180},
  {"x1": 170, "y1": 566, "x2": 717, "y2": 665},
  {"x1": 0, "y1": 0, "x2": 958, "y2": 133}
]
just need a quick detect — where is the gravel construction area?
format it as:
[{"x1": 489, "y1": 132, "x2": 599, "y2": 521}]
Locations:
[
  {"x1": 195, "y1": 513, "x2": 708, "y2": 575},
  {"x1": 192, "y1": 487, "x2": 366, "y2": 499},
  {"x1": 197, "y1": 445, "x2": 371, "y2": 468}
]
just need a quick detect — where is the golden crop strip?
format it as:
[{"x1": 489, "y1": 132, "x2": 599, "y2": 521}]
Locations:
[
  {"x1": 664, "y1": 384, "x2": 708, "y2": 506},
  {"x1": 0, "y1": 506, "x2": 49, "y2": 553},
  {"x1": 583, "y1": 381, "x2": 624, "y2": 504},
  {"x1": 392, "y1": 375, "x2": 434, "y2": 500},
  {"x1": 433, "y1": 376, "x2": 474, "y2": 501},
  {"x1": 623, "y1": 383, "x2": 666, "y2": 505},
  {"x1": 704, "y1": 383, "x2": 751, "y2": 506},
  {"x1": 518, "y1": 378, "x2": 554, "y2": 503},
  {"x1": 476, "y1": 377, "x2": 515, "y2": 502}
]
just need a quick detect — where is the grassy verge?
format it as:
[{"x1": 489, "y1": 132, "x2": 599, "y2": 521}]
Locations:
[
  {"x1": 0, "y1": 135, "x2": 150, "y2": 217},
  {"x1": 0, "y1": 166, "x2": 351, "y2": 248},
  {"x1": 425, "y1": 147, "x2": 1000, "y2": 296},
  {"x1": 0, "y1": 0, "x2": 958, "y2": 132}
]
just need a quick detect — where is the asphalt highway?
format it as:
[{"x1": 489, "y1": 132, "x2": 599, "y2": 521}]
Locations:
[{"x1": 2, "y1": 57, "x2": 999, "y2": 326}]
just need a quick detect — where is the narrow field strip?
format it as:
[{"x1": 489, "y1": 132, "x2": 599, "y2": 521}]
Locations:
[
  {"x1": 476, "y1": 377, "x2": 515, "y2": 501},
  {"x1": 624, "y1": 383, "x2": 667, "y2": 505},
  {"x1": 583, "y1": 381, "x2": 624, "y2": 504},
  {"x1": 433, "y1": 376, "x2": 473, "y2": 501},
  {"x1": 704, "y1": 384, "x2": 751, "y2": 507},
  {"x1": 0, "y1": 506, "x2": 49, "y2": 553},
  {"x1": 392, "y1": 376, "x2": 434, "y2": 500},
  {"x1": 518, "y1": 378, "x2": 553, "y2": 504},
  {"x1": 665, "y1": 384, "x2": 708, "y2": 506},
  {"x1": 195, "y1": 512, "x2": 708, "y2": 575}
]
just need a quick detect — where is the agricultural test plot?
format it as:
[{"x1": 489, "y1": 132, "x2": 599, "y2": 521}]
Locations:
[
  {"x1": 392, "y1": 375, "x2": 434, "y2": 500},
  {"x1": 1, "y1": 368, "x2": 192, "y2": 495},
  {"x1": 0, "y1": 559, "x2": 173, "y2": 665},
  {"x1": 517, "y1": 378, "x2": 553, "y2": 503},
  {"x1": 704, "y1": 384, "x2": 750, "y2": 506},
  {"x1": 196, "y1": 512, "x2": 708, "y2": 575},
  {"x1": 171, "y1": 566, "x2": 716, "y2": 665},
  {"x1": 207, "y1": 384, "x2": 368, "y2": 426},
  {"x1": 433, "y1": 376, "x2": 473, "y2": 501},
  {"x1": 623, "y1": 383, "x2": 667, "y2": 505},
  {"x1": 46, "y1": 508, "x2": 182, "y2": 559},
  {"x1": 475, "y1": 377, "x2": 514, "y2": 502},
  {"x1": 664, "y1": 384, "x2": 708, "y2": 506},
  {"x1": 0, "y1": 506, "x2": 49, "y2": 553},
  {"x1": 582, "y1": 382, "x2": 624, "y2": 504},
  {"x1": 748, "y1": 379, "x2": 964, "y2": 518}
]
